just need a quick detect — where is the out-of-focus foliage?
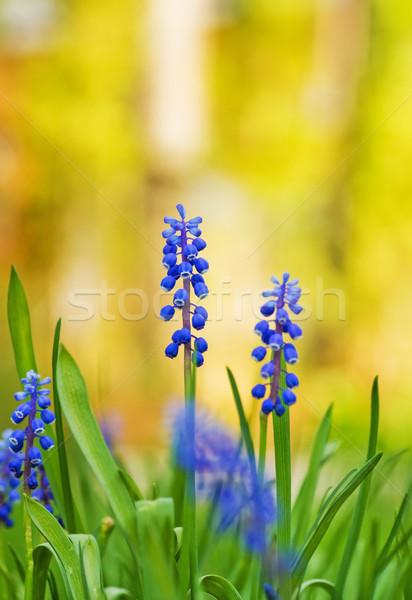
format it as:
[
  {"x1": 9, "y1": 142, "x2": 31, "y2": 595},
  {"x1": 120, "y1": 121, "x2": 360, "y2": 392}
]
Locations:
[{"x1": 1, "y1": 0, "x2": 412, "y2": 454}]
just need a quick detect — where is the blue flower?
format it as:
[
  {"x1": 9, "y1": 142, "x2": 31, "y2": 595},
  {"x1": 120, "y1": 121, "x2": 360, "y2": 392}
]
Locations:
[
  {"x1": 0, "y1": 430, "x2": 21, "y2": 527},
  {"x1": 160, "y1": 205, "x2": 209, "y2": 366},
  {"x1": 251, "y1": 273, "x2": 303, "y2": 416},
  {"x1": 169, "y1": 406, "x2": 276, "y2": 554},
  {"x1": 9, "y1": 371, "x2": 56, "y2": 504}
]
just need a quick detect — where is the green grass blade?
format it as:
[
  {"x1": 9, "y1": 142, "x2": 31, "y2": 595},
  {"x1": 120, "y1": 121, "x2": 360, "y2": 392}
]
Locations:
[
  {"x1": 52, "y1": 319, "x2": 77, "y2": 533},
  {"x1": 300, "y1": 579, "x2": 335, "y2": 595},
  {"x1": 105, "y1": 588, "x2": 134, "y2": 599},
  {"x1": 199, "y1": 574, "x2": 243, "y2": 599},
  {"x1": 69, "y1": 535, "x2": 105, "y2": 600},
  {"x1": 331, "y1": 377, "x2": 380, "y2": 599},
  {"x1": 293, "y1": 404, "x2": 333, "y2": 547},
  {"x1": 25, "y1": 496, "x2": 86, "y2": 600},
  {"x1": 7, "y1": 265, "x2": 37, "y2": 378},
  {"x1": 118, "y1": 468, "x2": 144, "y2": 501},
  {"x1": 136, "y1": 498, "x2": 178, "y2": 600},
  {"x1": 8, "y1": 544, "x2": 25, "y2": 583},
  {"x1": 226, "y1": 367, "x2": 257, "y2": 482},
  {"x1": 375, "y1": 493, "x2": 410, "y2": 574},
  {"x1": 292, "y1": 452, "x2": 383, "y2": 589},
  {"x1": 32, "y1": 545, "x2": 53, "y2": 600},
  {"x1": 56, "y1": 345, "x2": 138, "y2": 550}
]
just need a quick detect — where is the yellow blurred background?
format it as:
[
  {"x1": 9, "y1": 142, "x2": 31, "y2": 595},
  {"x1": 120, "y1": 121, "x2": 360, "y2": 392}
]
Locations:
[{"x1": 1, "y1": 0, "x2": 411, "y2": 462}]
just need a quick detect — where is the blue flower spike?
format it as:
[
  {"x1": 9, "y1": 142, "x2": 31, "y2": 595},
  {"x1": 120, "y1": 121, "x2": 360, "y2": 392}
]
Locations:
[
  {"x1": 8, "y1": 371, "x2": 58, "y2": 516},
  {"x1": 251, "y1": 273, "x2": 303, "y2": 416},
  {"x1": 160, "y1": 205, "x2": 209, "y2": 366},
  {"x1": 0, "y1": 430, "x2": 21, "y2": 527}
]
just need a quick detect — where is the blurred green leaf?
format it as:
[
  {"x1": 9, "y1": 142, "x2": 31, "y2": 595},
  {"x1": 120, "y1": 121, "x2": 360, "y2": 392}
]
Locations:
[
  {"x1": 199, "y1": 574, "x2": 243, "y2": 599},
  {"x1": 292, "y1": 452, "x2": 383, "y2": 589},
  {"x1": 56, "y1": 345, "x2": 138, "y2": 549},
  {"x1": 293, "y1": 404, "x2": 333, "y2": 547},
  {"x1": 8, "y1": 544, "x2": 25, "y2": 583},
  {"x1": 300, "y1": 579, "x2": 335, "y2": 595},
  {"x1": 332, "y1": 377, "x2": 380, "y2": 599},
  {"x1": 118, "y1": 467, "x2": 143, "y2": 501},
  {"x1": 7, "y1": 265, "x2": 37, "y2": 379},
  {"x1": 136, "y1": 498, "x2": 178, "y2": 600},
  {"x1": 25, "y1": 496, "x2": 86, "y2": 599},
  {"x1": 70, "y1": 534, "x2": 105, "y2": 600},
  {"x1": 104, "y1": 588, "x2": 134, "y2": 600}
]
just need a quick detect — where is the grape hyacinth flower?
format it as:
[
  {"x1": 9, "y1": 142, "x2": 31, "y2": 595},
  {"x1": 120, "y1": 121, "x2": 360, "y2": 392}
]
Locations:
[
  {"x1": 9, "y1": 370, "x2": 55, "y2": 500},
  {"x1": 169, "y1": 405, "x2": 276, "y2": 554},
  {"x1": 251, "y1": 273, "x2": 303, "y2": 417},
  {"x1": 0, "y1": 430, "x2": 21, "y2": 527},
  {"x1": 160, "y1": 204, "x2": 209, "y2": 368}
]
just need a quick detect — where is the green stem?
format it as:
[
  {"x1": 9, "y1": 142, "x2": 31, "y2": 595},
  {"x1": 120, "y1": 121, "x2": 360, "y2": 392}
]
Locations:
[
  {"x1": 258, "y1": 412, "x2": 268, "y2": 486},
  {"x1": 181, "y1": 225, "x2": 199, "y2": 600},
  {"x1": 270, "y1": 349, "x2": 291, "y2": 600},
  {"x1": 23, "y1": 497, "x2": 34, "y2": 598},
  {"x1": 273, "y1": 407, "x2": 291, "y2": 600}
]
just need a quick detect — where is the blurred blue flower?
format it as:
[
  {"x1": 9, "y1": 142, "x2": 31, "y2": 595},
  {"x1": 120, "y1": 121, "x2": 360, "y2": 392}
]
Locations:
[
  {"x1": 0, "y1": 430, "x2": 21, "y2": 527},
  {"x1": 160, "y1": 205, "x2": 209, "y2": 366},
  {"x1": 251, "y1": 273, "x2": 303, "y2": 416},
  {"x1": 169, "y1": 406, "x2": 276, "y2": 554}
]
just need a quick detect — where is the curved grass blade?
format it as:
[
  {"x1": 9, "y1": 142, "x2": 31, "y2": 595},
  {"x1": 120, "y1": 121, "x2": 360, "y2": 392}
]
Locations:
[
  {"x1": 226, "y1": 367, "x2": 257, "y2": 482},
  {"x1": 7, "y1": 265, "x2": 37, "y2": 378},
  {"x1": 300, "y1": 579, "x2": 335, "y2": 595},
  {"x1": 199, "y1": 574, "x2": 243, "y2": 600},
  {"x1": 52, "y1": 318, "x2": 77, "y2": 533},
  {"x1": 33, "y1": 545, "x2": 53, "y2": 600},
  {"x1": 56, "y1": 345, "x2": 138, "y2": 549},
  {"x1": 105, "y1": 588, "x2": 134, "y2": 600},
  {"x1": 25, "y1": 496, "x2": 86, "y2": 600},
  {"x1": 118, "y1": 468, "x2": 143, "y2": 501},
  {"x1": 292, "y1": 452, "x2": 383, "y2": 589},
  {"x1": 69, "y1": 534, "x2": 105, "y2": 600},
  {"x1": 375, "y1": 493, "x2": 410, "y2": 574},
  {"x1": 8, "y1": 544, "x2": 25, "y2": 583},
  {"x1": 293, "y1": 404, "x2": 333, "y2": 547},
  {"x1": 332, "y1": 377, "x2": 379, "y2": 599}
]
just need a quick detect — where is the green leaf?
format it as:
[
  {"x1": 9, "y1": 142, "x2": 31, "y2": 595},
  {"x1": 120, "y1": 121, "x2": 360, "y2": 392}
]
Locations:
[
  {"x1": 56, "y1": 345, "x2": 138, "y2": 549},
  {"x1": 32, "y1": 545, "x2": 53, "y2": 600},
  {"x1": 293, "y1": 404, "x2": 333, "y2": 547},
  {"x1": 104, "y1": 588, "x2": 134, "y2": 600},
  {"x1": 292, "y1": 452, "x2": 383, "y2": 589},
  {"x1": 300, "y1": 579, "x2": 335, "y2": 595},
  {"x1": 52, "y1": 318, "x2": 77, "y2": 533},
  {"x1": 25, "y1": 496, "x2": 86, "y2": 600},
  {"x1": 8, "y1": 544, "x2": 25, "y2": 583},
  {"x1": 332, "y1": 377, "x2": 380, "y2": 599},
  {"x1": 226, "y1": 367, "x2": 257, "y2": 482},
  {"x1": 136, "y1": 498, "x2": 178, "y2": 600},
  {"x1": 7, "y1": 265, "x2": 37, "y2": 378},
  {"x1": 376, "y1": 493, "x2": 410, "y2": 573},
  {"x1": 118, "y1": 467, "x2": 143, "y2": 501},
  {"x1": 199, "y1": 574, "x2": 243, "y2": 600},
  {"x1": 70, "y1": 534, "x2": 105, "y2": 600}
]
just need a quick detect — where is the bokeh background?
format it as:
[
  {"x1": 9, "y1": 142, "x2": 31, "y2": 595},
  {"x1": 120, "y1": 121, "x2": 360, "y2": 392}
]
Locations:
[{"x1": 1, "y1": 0, "x2": 411, "y2": 481}]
